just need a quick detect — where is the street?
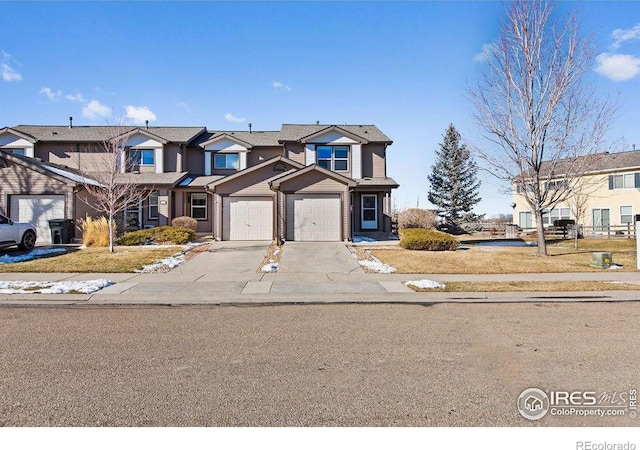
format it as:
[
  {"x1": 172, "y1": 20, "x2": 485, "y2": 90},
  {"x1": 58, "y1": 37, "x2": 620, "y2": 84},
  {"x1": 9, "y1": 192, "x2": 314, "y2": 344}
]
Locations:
[{"x1": 0, "y1": 302, "x2": 638, "y2": 426}]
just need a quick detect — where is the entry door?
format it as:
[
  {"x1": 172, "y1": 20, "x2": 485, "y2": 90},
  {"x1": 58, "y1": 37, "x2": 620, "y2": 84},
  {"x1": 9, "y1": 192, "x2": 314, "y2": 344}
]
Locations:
[{"x1": 361, "y1": 194, "x2": 378, "y2": 230}]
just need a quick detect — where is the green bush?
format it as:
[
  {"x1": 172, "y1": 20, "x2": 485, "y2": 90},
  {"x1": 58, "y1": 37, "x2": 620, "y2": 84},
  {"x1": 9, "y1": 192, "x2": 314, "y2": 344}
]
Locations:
[
  {"x1": 399, "y1": 228, "x2": 459, "y2": 251},
  {"x1": 115, "y1": 226, "x2": 195, "y2": 246},
  {"x1": 171, "y1": 215, "x2": 198, "y2": 232}
]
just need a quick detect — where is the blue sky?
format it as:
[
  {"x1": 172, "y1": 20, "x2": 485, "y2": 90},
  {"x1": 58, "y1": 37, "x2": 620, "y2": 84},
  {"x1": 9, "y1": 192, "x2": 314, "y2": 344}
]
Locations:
[{"x1": 2, "y1": 1, "x2": 640, "y2": 216}]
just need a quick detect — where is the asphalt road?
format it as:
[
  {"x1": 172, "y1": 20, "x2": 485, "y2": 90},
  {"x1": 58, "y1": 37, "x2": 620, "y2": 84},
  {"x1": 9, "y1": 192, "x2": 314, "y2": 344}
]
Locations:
[{"x1": 0, "y1": 302, "x2": 638, "y2": 427}]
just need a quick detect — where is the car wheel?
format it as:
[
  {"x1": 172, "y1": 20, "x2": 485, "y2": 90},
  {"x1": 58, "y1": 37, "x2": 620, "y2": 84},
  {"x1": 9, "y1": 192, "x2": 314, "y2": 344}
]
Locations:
[{"x1": 18, "y1": 230, "x2": 36, "y2": 251}]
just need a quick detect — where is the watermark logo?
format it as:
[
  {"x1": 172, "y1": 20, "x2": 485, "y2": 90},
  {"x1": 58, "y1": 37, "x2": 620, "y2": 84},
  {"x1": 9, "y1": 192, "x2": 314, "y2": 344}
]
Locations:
[
  {"x1": 518, "y1": 387, "x2": 637, "y2": 421},
  {"x1": 518, "y1": 387, "x2": 550, "y2": 420}
]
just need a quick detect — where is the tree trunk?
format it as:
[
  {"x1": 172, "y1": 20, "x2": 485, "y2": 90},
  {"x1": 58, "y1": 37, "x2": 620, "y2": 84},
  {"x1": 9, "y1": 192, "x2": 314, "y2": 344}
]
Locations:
[
  {"x1": 108, "y1": 211, "x2": 115, "y2": 253},
  {"x1": 534, "y1": 210, "x2": 548, "y2": 256}
]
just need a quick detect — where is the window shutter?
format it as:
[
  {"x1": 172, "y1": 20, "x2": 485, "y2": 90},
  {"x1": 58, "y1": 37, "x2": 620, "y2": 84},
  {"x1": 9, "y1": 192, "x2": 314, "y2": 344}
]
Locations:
[{"x1": 609, "y1": 175, "x2": 614, "y2": 190}]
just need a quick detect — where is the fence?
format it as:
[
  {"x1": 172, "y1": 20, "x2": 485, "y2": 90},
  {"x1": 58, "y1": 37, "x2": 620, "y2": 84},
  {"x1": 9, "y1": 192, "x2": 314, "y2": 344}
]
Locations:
[{"x1": 463, "y1": 223, "x2": 637, "y2": 239}]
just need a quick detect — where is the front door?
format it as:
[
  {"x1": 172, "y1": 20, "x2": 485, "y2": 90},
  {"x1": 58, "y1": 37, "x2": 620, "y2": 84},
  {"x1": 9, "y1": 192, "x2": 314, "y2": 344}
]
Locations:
[{"x1": 361, "y1": 194, "x2": 377, "y2": 230}]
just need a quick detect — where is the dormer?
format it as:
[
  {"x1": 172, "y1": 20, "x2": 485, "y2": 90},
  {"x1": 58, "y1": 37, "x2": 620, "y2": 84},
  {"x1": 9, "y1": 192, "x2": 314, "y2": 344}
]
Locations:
[
  {"x1": 120, "y1": 129, "x2": 167, "y2": 174},
  {"x1": 199, "y1": 134, "x2": 252, "y2": 175},
  {"x1": 0, "y1": 128, "x2": 37, "y2": 158}
]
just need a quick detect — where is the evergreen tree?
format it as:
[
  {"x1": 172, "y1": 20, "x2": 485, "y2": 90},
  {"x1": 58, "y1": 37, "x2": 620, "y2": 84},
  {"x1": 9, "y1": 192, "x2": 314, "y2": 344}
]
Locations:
[{"x1": 427, "y1": 124, "x2": 482, "y2": 228}]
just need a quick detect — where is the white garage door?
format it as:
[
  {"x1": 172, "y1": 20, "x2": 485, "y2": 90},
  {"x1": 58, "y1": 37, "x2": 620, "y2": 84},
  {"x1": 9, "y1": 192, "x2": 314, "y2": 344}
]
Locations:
[
  {"x1": 287, "y1": 194, "x2": 341, "y2": 241},
  {"x1": 223, "y1": 197, "x2": 273, "y2": 240},
  {"x1": 10, "y1": 195, "x2": 66, "y2": 244}
]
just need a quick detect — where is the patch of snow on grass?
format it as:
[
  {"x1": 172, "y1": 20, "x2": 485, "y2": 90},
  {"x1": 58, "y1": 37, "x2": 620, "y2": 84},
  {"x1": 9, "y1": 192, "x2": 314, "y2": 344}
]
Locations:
[
  {"x1": 404, "y1": 279, "x2": 446, "y2": 289},
  {"x1": 135, "y1": 255, "x2": 186, "y2": 273},
  {"x1": 0, "y1": 279, "x2": 113, "y2": 295},
  {"x1": 356, "y1": 250, "x2": 396, "y2": 273},
  {"x1": 0, "y1": 247, "x2": 67, "y2": 264},
  {"x1": 608, "y1": 264, "x2": 622, "y2": 270},
  {"x1": 262, "y1": 263, "x2": 279, "y2": 272}
]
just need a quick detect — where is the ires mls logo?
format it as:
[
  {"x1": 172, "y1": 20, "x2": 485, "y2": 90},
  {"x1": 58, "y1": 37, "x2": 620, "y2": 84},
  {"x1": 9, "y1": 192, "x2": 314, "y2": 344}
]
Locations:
[{"x1": 518, "y1": 387, "x2": 638, "y2": 421}]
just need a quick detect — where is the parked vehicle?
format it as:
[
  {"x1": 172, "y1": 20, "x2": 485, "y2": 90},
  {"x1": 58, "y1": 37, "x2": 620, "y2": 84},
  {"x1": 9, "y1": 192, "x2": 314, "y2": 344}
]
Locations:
[{"x1": 0, "y1": 213, "x2": 37, "y2": 251}]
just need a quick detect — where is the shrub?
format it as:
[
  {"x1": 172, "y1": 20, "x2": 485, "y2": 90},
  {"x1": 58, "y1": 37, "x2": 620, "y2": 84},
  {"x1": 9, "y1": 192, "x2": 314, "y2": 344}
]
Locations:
[
  {"x1": 399, "y1": 228, "x2": 459, "y2": 251},
  {"x1": 171, "y1": 215, "x2": 198, "y2": 232},
  {"x1": 77, "y1": 216, "x2": 114, "y2": 247},
  {"x1": 115, "y1": 226, "x2": 195, "y2": 246},
  {"x1": 397, "y1": 208, "x2": 438, "y2": 230}
]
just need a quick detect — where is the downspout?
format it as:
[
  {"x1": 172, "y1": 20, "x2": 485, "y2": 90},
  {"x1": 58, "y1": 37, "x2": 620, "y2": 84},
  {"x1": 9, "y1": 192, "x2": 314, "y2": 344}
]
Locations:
[
  {"x1": 269, "y1": 181, "x2": 283, "y2": 245},
  {"x1": 204, "y1": 185, "x2": 215, "y2": 240}
]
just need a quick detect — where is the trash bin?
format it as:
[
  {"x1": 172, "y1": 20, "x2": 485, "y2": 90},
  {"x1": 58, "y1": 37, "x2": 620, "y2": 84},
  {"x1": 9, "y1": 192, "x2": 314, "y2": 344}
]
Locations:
[{"x1": 48, "y1": 218, "x2": 74, "y2": 244}]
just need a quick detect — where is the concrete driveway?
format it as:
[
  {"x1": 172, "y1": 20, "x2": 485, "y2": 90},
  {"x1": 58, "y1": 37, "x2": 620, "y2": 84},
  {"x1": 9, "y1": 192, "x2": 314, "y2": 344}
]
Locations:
[
  {"x1": 278, "y1": 242, "x2": 363, "y2": 273},
  {"x1": 176, "y1": 241, "x2": 271, "y2": 278}
]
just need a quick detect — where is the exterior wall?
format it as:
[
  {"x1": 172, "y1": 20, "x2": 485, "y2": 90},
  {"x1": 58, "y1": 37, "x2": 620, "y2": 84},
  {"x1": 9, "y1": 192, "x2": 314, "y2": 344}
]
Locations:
[
  {"x1": 361, "y1": 144, "x2": 386, "y2": 178},
  {"x1": 173, "y1": 190, "x2": 213, "y2": 234},
  {"x1": 164, "y1": 144, "x2": 182, "y2": 173},
  {"x1": 352, "y1": 190, "x2": 392, "y2": 232},
  {"x1": 247, "y1": 147, "x2": 283, "y2": 166},
  {"x1": 284, "y1": 144, "x2": 305, "y2": 165},
  {"x1": 512, "y1": 171, "x2": 640, "y2": 229},
  {"x1": 185, "y1": 148, "x2": 205, "y2": 174}
]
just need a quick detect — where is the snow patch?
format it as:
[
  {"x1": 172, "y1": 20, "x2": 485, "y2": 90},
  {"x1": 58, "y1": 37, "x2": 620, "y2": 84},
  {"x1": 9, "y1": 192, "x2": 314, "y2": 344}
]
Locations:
[
  {"x1": 0, "y1": 279, "x2": 113, "y2": 295},
  {"x1": 404, "y1": 279, "x2": 446, "y2": 290},
  {"x1": 261, "y1": 263, "x2": 279, "y2": 272},
  {"x1": 135, "y1": 255, "x2": 186, "y2": 273},
  {"x1": 0, "y1": 247, "x2": 67, "y2": 264},
  {"x1": 608, "y1": 264, "x2": 622, "y2": 270}
]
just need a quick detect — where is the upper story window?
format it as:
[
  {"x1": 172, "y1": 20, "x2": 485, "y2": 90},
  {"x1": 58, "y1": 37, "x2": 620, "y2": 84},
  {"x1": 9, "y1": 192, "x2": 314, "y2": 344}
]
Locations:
[
  {"x1": 317, "y1": 145, "x2": 349, "y2": 172},
  {"x1": 5, "y1": 148, "x2": 25, "y2": 156},
  {"x1": 129, "y1": 149, "x2": 155, "y2": 166},
  {"x1": 609, "y1": 173, "x2": 639, "y2": 190},
  {"x1": 214, "y1": 153, "x2": 239, "y2": 170}
]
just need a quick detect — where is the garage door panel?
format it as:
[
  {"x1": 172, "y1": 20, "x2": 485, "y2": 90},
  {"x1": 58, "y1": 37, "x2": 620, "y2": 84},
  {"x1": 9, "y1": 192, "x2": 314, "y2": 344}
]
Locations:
[
  {"x1": 10, "y1": 195, "x2": 66, "y2": 244},
  {"x1": 287, "y1": 195, "x2": 341, "y2": 242},
  {"x1": 223, "y1": 197, "x2": 273, "y2": 241}
]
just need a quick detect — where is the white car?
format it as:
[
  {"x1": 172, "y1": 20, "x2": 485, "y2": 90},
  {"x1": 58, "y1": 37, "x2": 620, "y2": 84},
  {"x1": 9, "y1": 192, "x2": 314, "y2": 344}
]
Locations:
[{"x1": 0, "y1": 213, "x2": 37, "y2": 251}]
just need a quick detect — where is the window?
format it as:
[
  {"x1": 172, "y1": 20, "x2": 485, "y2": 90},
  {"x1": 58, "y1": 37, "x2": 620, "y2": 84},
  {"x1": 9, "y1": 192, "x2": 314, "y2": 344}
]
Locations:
[
  {"x1": 214, "y1": 153, "x2": 239, "y2": 170},
  {"x1": 541, "y1": 208, "x2": 570, "y2": 226},
  {"x1": 519, "y1": 211, "x2": 533, "y2": 229},
  {"x1": 610, "y1": 173, "x2": 639, "y2": 189},
  {"x1": 592, "y1": 208, "x2": 610, "y2": 231},
  {"x1": 620, "y1": 206, "x2": 633, "y2": 225},
  {"x1": 148, "y1": 192, "x2": 159, "y2": 220},
  {"x1": 316, "y1": 145, "x2": 349, "y2": 171},
  {"x1": 5, "y1": 148, "x2": 25, "y2": 156},
  {"x1": 129, "y1": 149, "x2": 155, "y2": 166},
  {"x1": 190, "y1": 193, "x2": 207, "y2": 220},
  {"x1": 125, "y1": 203, "x2": 141, "y2": 230}
]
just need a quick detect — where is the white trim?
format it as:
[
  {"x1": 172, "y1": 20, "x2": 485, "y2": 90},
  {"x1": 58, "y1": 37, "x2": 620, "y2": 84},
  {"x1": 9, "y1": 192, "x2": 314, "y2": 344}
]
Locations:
[
  {"x1": 239, "y1": 152, "x2": 247, "y2": 170},
  {"x1": 351, "y1": 144, "x2": 361, "y2": 178},
  {"x1": 204, "y1": 152, "x2": 212, "y2": 176},
  {"x1": 155, "y1": 147, "x2": 164, "y2": 173},
  {"x1": 305, "y1": 144, "x2": 315, "y2": 166}
]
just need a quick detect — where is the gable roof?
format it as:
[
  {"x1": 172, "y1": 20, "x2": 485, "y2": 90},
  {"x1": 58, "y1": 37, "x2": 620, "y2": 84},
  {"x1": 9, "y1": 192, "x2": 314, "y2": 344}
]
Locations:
[
  {"x1": 8, "y1": 125, "x2": 206, "y2": 144},
  {"x1": 191, "y1": 130, "x2": 283, "y2": 148},
  {"x1": 0, "y1": 127, "x2": 38, "y2": 143},
  {"x1": 269, "y1": 163, "x2": 357, "y2": 189},
  {"x1": 0, "y1": 150, "x2": 101, "y2": 187},
  {"x1": 206, "y1": 155, "x2": 304, "y2": 189},
  {"x1": 279, "y1": 124, "x2": 392, "y2": 144}
]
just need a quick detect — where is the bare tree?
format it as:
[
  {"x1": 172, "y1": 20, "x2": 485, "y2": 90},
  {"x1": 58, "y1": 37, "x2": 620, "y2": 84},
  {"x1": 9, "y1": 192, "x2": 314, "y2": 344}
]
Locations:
[
  {"x1": 566, "y1": 173, "x2": 606, "y2": 249},
  {"x1": 77, "y1": 123, "x2": 153, "y2": 252},
  {"x1": 469, "y1": 0, "x2": 616, "y2": 255}
]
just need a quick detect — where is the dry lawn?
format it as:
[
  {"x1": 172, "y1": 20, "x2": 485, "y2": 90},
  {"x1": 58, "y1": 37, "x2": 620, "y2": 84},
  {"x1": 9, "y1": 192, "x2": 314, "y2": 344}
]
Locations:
[
  {"x1": 0, "y1": 246, "x2": 185, "y2": 273},
  {"x1": 371, "y1": 238, "x2": 638, "y2": 274},
  {"x1": 407, "y1": 281, "x2": 640, "y2": 292}
]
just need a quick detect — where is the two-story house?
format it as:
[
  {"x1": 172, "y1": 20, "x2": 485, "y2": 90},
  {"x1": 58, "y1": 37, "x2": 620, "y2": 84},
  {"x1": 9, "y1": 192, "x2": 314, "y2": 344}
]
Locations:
[
  {"x1": 513, "y1": 149, "x2": 640, "y2": 233},
  {"x1": 0, "y1": 122, "x2": 398, "y2": 243}
]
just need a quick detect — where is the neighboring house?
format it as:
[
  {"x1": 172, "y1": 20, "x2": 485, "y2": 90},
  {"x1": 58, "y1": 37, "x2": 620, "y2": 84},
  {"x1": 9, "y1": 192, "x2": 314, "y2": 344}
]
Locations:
[
  {"x1": 0, "y1": 122, "x2": 398, "y2": 243},
  {"x1": 513, "y1": 149, "x2": 640, "y2": 232}
]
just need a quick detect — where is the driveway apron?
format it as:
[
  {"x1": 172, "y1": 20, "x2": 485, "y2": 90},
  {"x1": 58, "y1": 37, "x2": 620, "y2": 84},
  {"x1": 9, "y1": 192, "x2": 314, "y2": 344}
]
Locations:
[{"x1": 278, "y1": 242, "x2": 363, "y2": 273}]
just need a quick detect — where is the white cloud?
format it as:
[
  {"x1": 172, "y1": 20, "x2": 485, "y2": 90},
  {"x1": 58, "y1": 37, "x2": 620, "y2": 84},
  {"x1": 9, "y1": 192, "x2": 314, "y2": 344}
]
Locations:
[
  {"x1": 225, "y1": 113, "x2": 245, "y2": 123},
  {"x1": 594, "y1": 52, "x2": 640, "y2": 81},
  {"x1": 474, "y1": 42, "x2": 497, "y2": 63},
  {"x1": 82, "y1": 100, "x2": 111, "y2": 119},
  {"x1": 272, "y1": 80, "x2": 291, "y2": 92},
  {"x1": 1, "y1": 63, "x2": 21, "y2": 82},
  {"x1": 65, "y1": 92, "x2": 86, "y2": 103},
  {"x1": 125, "y1": 105, "x2": 157, "y2": 124},
  {"x1": 39, "y1": 87, "x2": 63, "y2": 101},
  {"x1": 611, "y1": 23, "x2": 640, "y2": 50},
  {"x1": 177, "y1": 102, "x2": 192, "y2": 114}
]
